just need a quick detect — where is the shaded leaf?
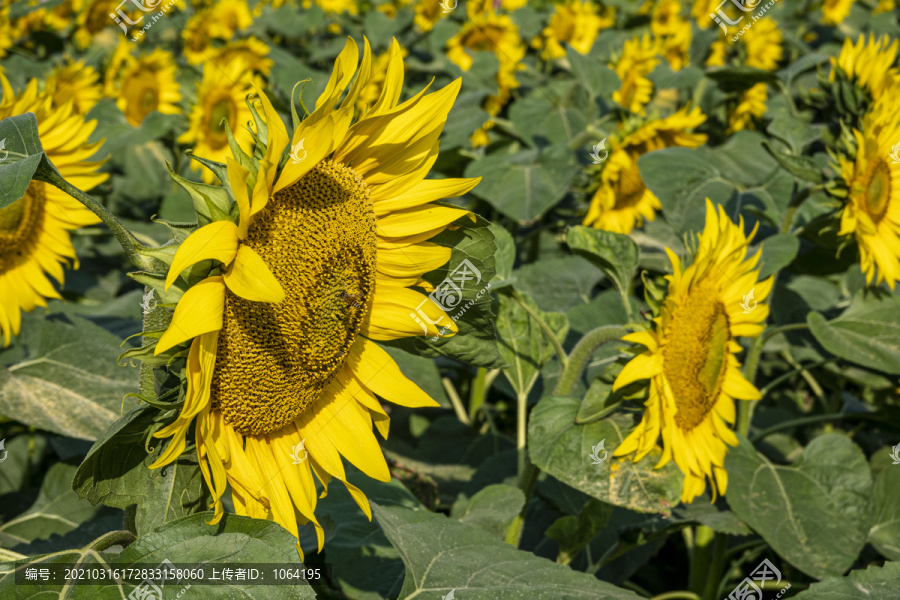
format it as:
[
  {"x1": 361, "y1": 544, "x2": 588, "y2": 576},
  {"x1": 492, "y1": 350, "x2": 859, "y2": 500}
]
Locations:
[
  {"x1": 496, "y1": 294, "x2": 568, "y2": 397},
  {"x1": 451, "y1": 484, "x2": 524, "y2": 538},
  {"x1": 791, "y1": 561, "x2": 900, "y2": 599},
  {"x1": 567, "y1": 226, "x2": 638, "y2": 296},
  {"x1": 868, "y1": 465, "x2": 900, "y2": 561}
]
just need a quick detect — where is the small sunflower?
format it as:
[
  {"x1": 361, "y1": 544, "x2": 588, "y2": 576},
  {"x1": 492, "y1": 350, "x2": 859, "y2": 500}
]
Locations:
[
  {"x1": 612, "y1": 200, "x2": 773, "y2": 503},
  {"x1": 729, "y1": 82, "x2": 768, "y2": 133},
  {"x1": 874, "y1": 0, "x2": 896, "y2": 13},
  {"x1": 46, "y1": 59, "x2": 102, "y2": 115},
  {"x1": 108, "y1": 48, "x2": 182, "y2": 127},
  {"x1": 446, "y1": 9, "x2": 525, "y2": 93},
  {"x1": 74, "y1": 0, "x2": 123, "y2": 49},
  {"x1": 690, "y1": 0, "x2": 721, "y2": 30},
  {"x1": 148, "y1": 38, "x2": 480, "y2": 556},
  {"x1": 742, "y1": 17, "x2": 783, "y2": 71},
  {"x1": 212, "y1": 0, "x2": 254, "y2": 32},
  {"x1": 584, "y1": 107, "x2": 707, "y2": 233},
  {"x1": 305, "y1": 0, "x2": 360, "y2": 15},
  {"x1": 838, "y1": 96, "x2": 900, "y2": 289},
  {"x1": 182, "y1": 10, "x2": 230, "y2": 65},
  {"x1": 611, "y1": 34, "x2": 660, "y2": 115},
  {"x1": 0, "y1": 76, "x2": 107, "y2": 346},
  {"x1": 178, "y1": 58, "x2": 255, "y2": 183},
  {"x1": 822, "y1": 0, "x2": 856, "y2": 24},
  {"x1": 830, "y1": 34, "x2": 898, "y2": 102},
  {"x1": 212, "y1": 37, "x2": 275, "y2": 83},
  {"x1": 531, "y1": 0, "x2": 612, "y2": 61}
]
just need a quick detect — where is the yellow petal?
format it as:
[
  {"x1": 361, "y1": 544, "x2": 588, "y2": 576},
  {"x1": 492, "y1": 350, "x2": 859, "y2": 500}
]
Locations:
[
  {"x1": 165, "y1": 221, "x2": 240, "y2": 290},
  {"x1": 257, "y1": 89, "x2": 290, "y2": 167},
  {"x1": 347, "y1": 337, "x2": 440, "y2": 408},
  {"x1": 273, "y1": 115, "x2": 336, "y2": 193},
  {"x1": 226, "y1": 156, "x2": 252, "y2": 238},
  {"x1": 156, "y1": 276, "x2": 226, "y2": 354},
  {"x1": 376, "y1": 205, "x2": 472, "y2": 238},
  {"x1": 223, "y1": 246, "x2": 285, "y2": 303},
  {"x1": 374, "y1": 177, "x2": 480, "y2": 216}
]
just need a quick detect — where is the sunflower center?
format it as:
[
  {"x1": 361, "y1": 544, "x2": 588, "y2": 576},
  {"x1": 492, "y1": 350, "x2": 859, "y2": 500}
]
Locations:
[
  {"x1": 856, "y1": 159, "x2": 892, "y2": 224},
  {"x1": 0, "y1": 182, "x2": 46, "y2": 260},
  {"x1": 206, "y1": 97, "x2": 236, "y2": 150},
  {"x1": 211, "y1": 160, "x2": 376, "y2": 435},
  {"x1": 614, "y1": 160, "x2": 648, "y2": 209},
  {"x1": 661, "y1": 283, "x2": 730, "y2": 431}
]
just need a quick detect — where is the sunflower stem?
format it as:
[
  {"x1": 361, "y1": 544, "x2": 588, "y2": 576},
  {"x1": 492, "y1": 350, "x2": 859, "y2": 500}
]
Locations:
[
  {"x1": 701, "y1": 532, "x2": 727, "y2": 600},
  {"x1": 510, "y1": 291, "x2": 568, "y2": 371},
  {"x1": 516, "y1": 391, "x2": 528, "y2": 477},
  {"x1": 442, "y1": 377, "x2": 470, "y2": 425},
  {"x1": 41, "y1": 174, "x2": 158, "y2": 272},
  {"x1": 554, "y1": 326, "x2": 629, "y2": 396},
  {"x1": 651, "y1": 593, "x2": 701, "y2": 600},
  {"x1": 468, "y1": 367, "x2": 499, "y2": 425},
  {"x1": 87, "y1": 530, "x2": 137, "y2": 551},
  {"x1": 688, "y1": 525, "x2": 715, "y2": 596}
]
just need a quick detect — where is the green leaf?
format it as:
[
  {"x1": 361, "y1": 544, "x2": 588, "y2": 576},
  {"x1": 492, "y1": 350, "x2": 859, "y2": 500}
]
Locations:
[
  {"x1": 496, "y1": 294, "x2": 568, "y2": 397},
  {"x1": 567, "y1": 226, "x2": 639, "y2": 296},
  {"x1": 0, "y1": 314, "x2": 140, "y2": 441},
  {"x1": 373, "y1": 503, "x2": 643, "y2": 600},
  {"x1": 791, "y1": 561, "x2": 900, "y2": 599},
  {"x1": 489, "y1": 223, "x2": 516, "y2": 287},
  {"x1": 767, "y1": 113, "x2": 821, "y2": 154},
  {"x1": 868, "y1": 465, "x2": 900, "y2": 560},
  {"x1": 465, "y1": 145, "x2": 579, "y2": 225},
  {"x1": 725, "y1": 434, "x2": 872, "y2": 579},
  {"x1": 529, "y1": 396, "x2": 683, "y2": 513},
  {"x1": 0, "y1": 462, "x2": 107, "y2": 546},
  {"x1": 705, "y1": 66, "x2": 779, "y2": 91},
  {"x1": 762, "y1": 140, "x2": 824, "y2": 184},
  {"x1": 514, "y1": 255, "x2": 604, "y2": 313},
  {"x1": 807, "y1": 293, "x2": 900, "y2": 375},
  {"x1": 1, "y1": 513, "x2": 313, "y2": 599},
  {"x1": 756, "y1": 234, "x2": 800, "y2": 279},
  {"x1": 545, "y1": 499, "x2": 613, "y2": 563},
  {"x1": 567, "y1": 47, "x2": 620, "y2": 98},
  {"x1": 450, "y1": 484, "x2": 524, "y2": 539},
  {"x1": 0, "y1": 113, "x2": 58, "y2": 210},
  {"x1": 508, "y1": 81, "x2": 590, "y2": 146}
]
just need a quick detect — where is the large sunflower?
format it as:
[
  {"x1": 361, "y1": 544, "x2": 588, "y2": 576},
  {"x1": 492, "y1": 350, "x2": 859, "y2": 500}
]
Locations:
[
  {"x1": 838, "y1": 95, "x2": 900, "y2": 289},
  {"x1": 0, "y1": 76, "x2": 106, "y2": 346},
  {"x1": 149, "y1": 38, "x2": 480, "y2": 556},
  {"x1": 612, "y1": 201, "x2": 773, "y2": 503},
  {"x1": 178, "y1": 58, "x2": 254, "y2": 183}
]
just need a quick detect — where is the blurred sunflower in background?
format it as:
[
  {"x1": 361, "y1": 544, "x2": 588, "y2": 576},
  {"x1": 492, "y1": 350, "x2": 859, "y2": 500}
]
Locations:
[
  {"x1": 45, "y1": 59, "x2": 102, "y2": 115},
  {"x1": 830, "y1": 34, "x2": 898, "y2": 102},
  {"x1": 0, "y1": 76, "x2": 107, "y2": 346},
  {"x1": 613, "y1": 200, "x2": 773, "y2": 503},
  {"x1": 179, "y1": 58, "x2": 254, "y2": 183},
  {"x1": 838, "y1": 95, "x2": 900, "y2": 289},
  {"x1": 651, "y1": 0, "x2": 691, "y2": 71},
  {"x1": 531, "y1": 0, "x2": 613, "y2": 61},
  {"x1": 822, "y1": 0, "x2": 857, "y2": 24},
  {"x1": 584, "y1": 107, "x2": 707, "y2": 233},
  {"x1": 73, "y1": 0, "x2": 123, "y2": 49},
  {"x1": 106, "y1": 46, "x2": 182, "y2": 127},
  {"x1": 611, "y1": 34, "x2": 660, "y2": 114},
  {"x1": 147, "y1": 38, "x2": 480, "y2": 557}
]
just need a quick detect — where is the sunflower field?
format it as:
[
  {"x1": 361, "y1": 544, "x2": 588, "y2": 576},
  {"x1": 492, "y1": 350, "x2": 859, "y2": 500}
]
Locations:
[{"x1": 2, "y1": 0, "x2": 900, "y2": 598}]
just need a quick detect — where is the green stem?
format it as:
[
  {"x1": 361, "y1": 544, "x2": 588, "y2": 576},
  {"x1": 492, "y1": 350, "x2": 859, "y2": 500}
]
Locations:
[
  {"x1": 88, "y1": 530, "x2": 137, "y2": 551},
  {"x1": 554, "y1": 326, "x2": 629, "y2": 396},
  {"x1": 442, "y1": 377, "x2": 470, "y2": 425},
  {"x1": 468, "y1": 368, "x2": 487, "y2": 424},
  {"x1": 0, "y1": 548, "x2": 27, "y2": 561},
  {"x1": 701, "y1": 533, "x2": 727, "y2": 600},
  {"x1": 651, "y1": 593, "x2": 701, "y2": 600},
  {"x1": 41, "y1": 174, "x2": 157, "y2": 271},
  {"x1": 516, "y1": 391, "x2": 528, "y2": 478},
  {"x1": 511, "y1": 291, "x2": 568, "y2": 371},
  {"x1": 749, "y1": 412, "x2": 882, "y2": 443},
  {"x1": 688, "y1": 525, "x2": 715, "y2": 595}
]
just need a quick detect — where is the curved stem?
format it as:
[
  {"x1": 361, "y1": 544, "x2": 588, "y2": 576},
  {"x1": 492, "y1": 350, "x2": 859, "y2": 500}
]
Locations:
[
  {"x1": 651, "y1": 593, "x2": 701, "y2": 600},
  {"x1": 702, "y1": 533, "x2": 727, "y2": 600},
  {"x1": 88, "y1": 530, "x2": 137, "y2": 551},
  {"x1": 40, "y1": 173, "x2": 157, "y2": 271},
  {"x1": 442, "y1": 377, "x2": 470, "y2": 425},
  {"x1": 510, "y1": 291, "x2": 568, "y2": 371},
  {"x1": 554, "y1": 326, "x2": 629, "y2": 396}
]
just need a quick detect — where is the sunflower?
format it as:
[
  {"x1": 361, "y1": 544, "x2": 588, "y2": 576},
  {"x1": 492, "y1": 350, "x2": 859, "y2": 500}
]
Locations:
[
  {"x1": 830, "y1": 34, "x2": 898, "y2": 103},
  {"x1": 531, "y1": 0, "x2": 613, "y2": 61},
  {"x1": 729, "y1": 82, "x2": 768, "y2": 132},
  {"x1": 12, "y1": 0, "x2": 75, "y2": 38},
  {"x1": 212, "y1": 37, "x2": 275, "y2": 82},
  {"x1": 148, "y1": 38, "x2": 480, "y2": 556},
  {"x1": 874, "y1": 0, "x2": 896, "y2": 13},
  {"x1": 0, "y1": 7, "x2": 12, "y2": 59},
  {"x1": 652, "y1": 0, "x2": 691, "y2": 71},
  {"x1": 212, "y1": 0, "x2": 253, "y2": 32},
  {"x1": 822, "y1": 0, "x2": 856, "y2": 24},
  {"x1": 612, "y1": 200, "x2": 773, "y2": 503},
  {"x1": 107, "y1": 48, "x2": 182, "y2": 127},
  {"x1": 73, "y1": 0, "x2": 123, "y2": 49},
  {"x1": 182, "y1": 10, "x2": 230, "y2": 65},
  {"x1": 305, "y1": 0, "x2": 359, "y2": 15},
  {"x1": 691, "y1": 0, "x2": 722, "y2": 30},
  {"x1": 838, "y1": 96, "x2": 900, "y2": 289},
  {"x1": 413, "y1": 0, "x2": 443, "y2": 33},
  {"x1": 446, "y1": 9, "x2": 526, "y2": 92},
  {"x1": 178, "y1": 58, "x2": 255, "y2": 183},
  {"x1": 584, "y1": 107, "x2": 707, "y2": 233},
  {"x1": 742, "y1": 17, "x2": 783, "y2": 71},
  {"x1": 0, "y1": 76, "x2": 107, "y2": 346},
  {"x1": 612, "y1": 34, "x2": 660, "y2": 115},
  {"x1": 45, "y1": 59, "x2": 102, "y2": 115}
]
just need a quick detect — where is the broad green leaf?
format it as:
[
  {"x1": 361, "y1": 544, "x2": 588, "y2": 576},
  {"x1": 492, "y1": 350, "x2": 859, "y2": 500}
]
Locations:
[
  {"x1": 807, "y1": 293, "x2": 900, "y2": 375},
  {"x1": 529, "y1": 396, "x2": 683, "y2": 513},
  {"x1": 868, "y1": 465, "x2": 900, "y2": 560},
  {"x1": 725, "y1": 434, "x2": 872, "y2": 579},
  {"x1": 465, "y1": 144, "x2": 579, "y2": 225},
  {"x1": 767, "y1": 113, "x2": 821, "y2": 154},
  {"x1": 0, "y1": 463, "x2": 106, "y2": 546},
  {"x1": 373, "y1": 503, "x2": 643, "y2": 600},
  {"x1": 496, "y1": 294, "x2": 568, "y2": 397},
  {"x1": 762, "y1": 140, "x2": 823, "y2": 183},
  {"x1": 0, "y1": 113, "x2": 58, "y2": 210},
  {"x1": 0, "y1": 513, "x2": 313, "y2": 599},
  {"x1": 567, "y1": 47, "x2": 620, "y2": 98},
  {"x1": 0, "y1": 314, "x2": 140, "y2": 441},
  {"x1": 567, "y1": 226, "x2": 639, "y2": 296},
  {"x1": 705, "y1": 66, "x2": 779, "y2": 91},
  {"x1": 386, "y1": 215, "x2": 504, "y2": 369},
  {"x1": 508, "y1": 81, "x2": 590, "y2": 146},
  {"x1": 0, "y1": 434, "x2": 49, "y2": 497},
  {"x1": 755, "y1": 233, "x2": 800, "y2": 280},
  {"x1": 575, "y1": 378, "x2": 616, "y2": 424},
  {"x1": 791, "y1": 561, "x2": 900, "y2": 599},
  {"x1": 489, "y1": 223, "x2": 517, "y2": 288},
  {"x1": 450, "y1": 484, "x2": 524, "y2": 539},
  {"x1": 514, "y1": 255, "x2": 604, "y2": 313},
  {"x1": 545, "y1": 499, "x2": 613, "y2": 564}
]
